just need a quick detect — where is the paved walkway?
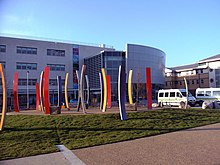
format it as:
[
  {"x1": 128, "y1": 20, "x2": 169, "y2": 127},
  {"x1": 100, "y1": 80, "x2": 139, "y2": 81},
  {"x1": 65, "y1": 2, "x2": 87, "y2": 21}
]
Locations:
[{"x1": 1, "y1": 122, "x2": 220, "y2": 165}]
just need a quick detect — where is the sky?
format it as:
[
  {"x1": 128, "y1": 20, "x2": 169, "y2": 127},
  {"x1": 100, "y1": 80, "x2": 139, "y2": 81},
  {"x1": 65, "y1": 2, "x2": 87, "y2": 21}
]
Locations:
[{"x1": 0, "y1": 0, "x2": 220, "y2": 67}]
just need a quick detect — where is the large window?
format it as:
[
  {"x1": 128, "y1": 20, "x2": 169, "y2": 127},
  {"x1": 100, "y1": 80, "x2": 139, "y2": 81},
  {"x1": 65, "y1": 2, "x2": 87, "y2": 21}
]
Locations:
[
  {"x1": 16, "y1": 62, "x2": 37, "y2": 70},
  {"x1": 17, "y1": 46, "x2": 37, "y2": 55},
  {"x1": 47, "y1": 49, "x2": 65, "y2": 56},
  {"x1": 0, "y1": 45, "x2": 6, "y2": 52},
  {"x1": 47, "y1": 64, "x2": 65, "y2": 71},
  {"x1": 18, "y1": 79, "x2": 37, "y2": 86}
]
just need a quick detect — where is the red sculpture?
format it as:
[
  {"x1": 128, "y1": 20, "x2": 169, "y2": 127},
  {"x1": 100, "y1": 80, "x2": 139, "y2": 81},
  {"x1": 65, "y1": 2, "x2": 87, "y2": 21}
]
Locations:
[
  {"x1": 146, "y1": 68, "x2": 152, "y2": 109},
  {"x1": 13, "y1": 72, "x2": 19, "y2": 112},
  {"x1": 107, "y1": 75, "x2": 111, "y2": 108},
  {"x1": 35, "y1": 83, "x2": 40, "y2": 111},
  {"x1": 43, "y1": 67, "x2": 50, "y2": 114}
]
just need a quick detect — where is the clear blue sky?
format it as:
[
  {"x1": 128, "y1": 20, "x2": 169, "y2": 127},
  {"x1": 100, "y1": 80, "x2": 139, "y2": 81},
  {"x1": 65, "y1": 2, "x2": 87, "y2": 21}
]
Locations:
[{"x1": 1, "y1": 0, "x2": 220, "y2": 67}]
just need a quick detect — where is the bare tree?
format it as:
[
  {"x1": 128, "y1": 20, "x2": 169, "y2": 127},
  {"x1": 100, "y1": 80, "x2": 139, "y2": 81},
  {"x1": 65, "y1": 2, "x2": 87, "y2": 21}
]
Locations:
[{"x1": 133, "y1": 66, "x2": 145, "y2": 111}]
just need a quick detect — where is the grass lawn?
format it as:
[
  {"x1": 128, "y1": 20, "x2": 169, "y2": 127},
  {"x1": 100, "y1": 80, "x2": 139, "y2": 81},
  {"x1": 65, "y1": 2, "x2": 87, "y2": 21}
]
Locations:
[{"x1": 1, "y1": 108, "x2": 220, "y2": 160}]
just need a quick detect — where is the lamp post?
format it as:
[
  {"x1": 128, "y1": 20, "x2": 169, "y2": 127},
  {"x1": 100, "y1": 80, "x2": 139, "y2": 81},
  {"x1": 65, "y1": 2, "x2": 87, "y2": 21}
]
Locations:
[{"x1": 27, "y1": 71, "x2": 29, "y2": 109}]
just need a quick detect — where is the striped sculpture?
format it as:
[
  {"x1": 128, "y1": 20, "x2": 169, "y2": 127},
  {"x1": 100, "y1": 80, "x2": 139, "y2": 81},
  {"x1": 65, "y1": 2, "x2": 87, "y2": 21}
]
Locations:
[{"x1": 118, "y1": 65, "x2": 127, "y2": 120}]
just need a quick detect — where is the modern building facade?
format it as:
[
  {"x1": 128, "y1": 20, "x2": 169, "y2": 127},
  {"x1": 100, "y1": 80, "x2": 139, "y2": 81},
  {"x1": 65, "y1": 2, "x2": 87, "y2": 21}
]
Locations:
[
  {"x1": 0, "y1": 36, "x2": 113, "y2": 107},
  {"x1": 84, "y1": 50, "x2": 126, "y2": 101},
  {"x1": 126, "y1": 44, "x2": 166, "y2": 100},
  {"x1": 165, "y1": 54, "x2": 220, "y2": 95},
  {"x1": 0, "y1": 36, "x2": 166, "y2": 108}
]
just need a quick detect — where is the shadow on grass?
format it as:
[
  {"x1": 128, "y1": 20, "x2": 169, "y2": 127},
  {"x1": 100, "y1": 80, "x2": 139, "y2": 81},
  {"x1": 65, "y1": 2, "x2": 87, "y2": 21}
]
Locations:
[{"x1": 5, "y1": 126, "x2": 188, "y2": 132}]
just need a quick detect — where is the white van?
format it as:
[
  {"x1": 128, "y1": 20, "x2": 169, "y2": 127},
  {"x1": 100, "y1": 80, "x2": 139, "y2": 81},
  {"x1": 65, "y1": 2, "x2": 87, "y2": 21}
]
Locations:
[
  {"x1": 196, "y1": 88, "x2": 220, "y2": 106},
  {"x1": 158, "y1": 89, "x2": 196, "y2": 108}
]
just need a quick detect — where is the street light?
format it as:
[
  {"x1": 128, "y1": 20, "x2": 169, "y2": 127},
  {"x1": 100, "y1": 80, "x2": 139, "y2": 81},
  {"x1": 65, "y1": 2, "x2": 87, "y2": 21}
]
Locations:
[{"x1": 27, "y1": 71, "x2": 29, "y2": 109}]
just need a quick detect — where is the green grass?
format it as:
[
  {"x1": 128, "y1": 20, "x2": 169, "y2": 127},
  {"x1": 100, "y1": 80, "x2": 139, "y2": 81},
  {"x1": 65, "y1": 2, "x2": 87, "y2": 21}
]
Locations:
[{"x1": 1, "y1": 108, "x2": 220, "y2": 160}]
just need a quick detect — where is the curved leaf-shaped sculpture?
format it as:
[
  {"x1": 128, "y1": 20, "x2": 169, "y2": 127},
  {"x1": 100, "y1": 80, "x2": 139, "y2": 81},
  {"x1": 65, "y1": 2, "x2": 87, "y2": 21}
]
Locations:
[
  {"x1": 107, "y1": 75, "x2": 111, "y2": 109},
  {"x1": 13, "y1": 72, "x2": 19, "y2": 112},
  {"x1": 57, "y1": 76, "x2": 62, "y2": 107},
  {"x1": 77, "y1": 65, "x2": 86, "y2": 113},
  {"x1": 118, "y1": 65, "x2": 127, "y2": 120},
  {"x1": 35, "y1": 82, "x2": 40, "y2": 111},
  {"x1": 39, "y1": 71, "x2": 44, "y2": 111},
  {"x1": 0, "y1": 64, "x2": 7, "y2": 131},
  {"x1": 128, "y1": 69, "x2": 133, "y2": 105},
  {"x1": 101, "y1": 68, "x2": 107, "y2": 112},
  {"x1": 65, "y1": 73, "x2": 69, "y2": 109},
  {"x1": 99, "y1": 72, "x2": 103, "y2": 111},
  {"x1": 43, "y1": 66, "x2": 50, "y2": 114}
]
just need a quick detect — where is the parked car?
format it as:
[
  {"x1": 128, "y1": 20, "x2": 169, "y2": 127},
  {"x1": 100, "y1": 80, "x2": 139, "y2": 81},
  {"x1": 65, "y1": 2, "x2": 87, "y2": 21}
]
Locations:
[{"x1": 202, "y1": 100, "x2": 220, "y2": 109}]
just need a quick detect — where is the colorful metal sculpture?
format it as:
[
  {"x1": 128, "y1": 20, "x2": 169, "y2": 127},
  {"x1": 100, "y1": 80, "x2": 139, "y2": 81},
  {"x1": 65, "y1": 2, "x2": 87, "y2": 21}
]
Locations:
[
  {"x1": 106, "y1": 75, "x2": 111, "y2": 109},
  {"x1": 13, "y1": 72, "x2": 19, "y2": 112},
  {"x1": 57, "y1": 76, "x2": 62, "y2": 107},
  {"x1": 128, "y1": 69, "x2": 133, "y2": 104},
  {"x1": 39, "y1": 71, "x2": 44, "y2": 111},
  {"x1": 101, "y1": 68, "x2": 107, "y2": 112},
  {"x1": 43, "y1": 66, "x2": 50, "y2": 114},
  {"x1": 184, "y1": 77, "x2": 188, "y2": 109},
  {"x1": 0, "y1": 64, "x2": 7, "y2": 131},
  {"x1": 118, "y1": 65, "x2": 127, "y2": 120},
  {"x1": 99, "y1": 72, "x2": 103, "y2": 111},
  {"x1": 77, "y1": 65, "x2": 86, "y2": 113},
  {"x1": 65, "y1": 73, "x2": 69, "y2": 109},
  {"x1": 35, "y1": 82, "x2": 40, "y2": 111},
  {"x1": 146, "y1": 68, "x2": 152, "y2": 110},
  {"x1": 85, "y1": 75, "x2": 90, "y2": 107}
]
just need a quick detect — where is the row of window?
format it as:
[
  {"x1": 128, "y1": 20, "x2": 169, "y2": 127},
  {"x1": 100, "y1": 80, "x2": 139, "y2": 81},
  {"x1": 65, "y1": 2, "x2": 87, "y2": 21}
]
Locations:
[
  {"x1": 18, "y1": 79, "x2": 37, "y2": 86},
  {"x1": 47, "y1": 49, "x2": 65, "y2": 56},
  {"x1": 17, "y1": 46, "x2": 37, "y2": 55},
  {"x1": 1, "y1": 45, "x2": 70, "y2": 57},
  {"x1": 166, "y1": 79, "x2": 205, "y2": 86},
  {"x1": 16, "y1": 63, "x2": 37, "y2": 70},
  {"x1": 0, "y1": 62, "x2": 66, "y2": 71},
  {"x1": 49, "y1": 79, "x2": 65, "y2": 86},
  {"x1": 47, "y1": 64, "x2": 65, "y2": 71},
  {"x1": 158, "y1": 92, "x2": 181, "y2": 98},
  {"x1": 17, "y1": 79, "x2": 65, "y2": 86}
]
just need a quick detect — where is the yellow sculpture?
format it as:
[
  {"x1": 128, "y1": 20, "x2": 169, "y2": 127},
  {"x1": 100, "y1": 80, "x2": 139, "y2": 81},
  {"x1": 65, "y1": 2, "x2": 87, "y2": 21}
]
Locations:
[
  {"x1": 0, "y1": 64, "x2": 7, "y2": 131},
  {"x1": 128, "y1": 69, "x2": 133, "y2": 104},
  {"x1": 65, "y1": 73, "x2": 69, "y2": 109},
  {"x1": 101, "y1": 68, "x2": 107, "y2": 112}
]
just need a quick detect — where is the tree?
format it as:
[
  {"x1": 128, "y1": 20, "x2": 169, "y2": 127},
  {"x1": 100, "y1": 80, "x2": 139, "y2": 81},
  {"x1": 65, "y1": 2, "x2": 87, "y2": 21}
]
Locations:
[{"x1": 133, "y1": 66, "x2": 145, "y2": 111}]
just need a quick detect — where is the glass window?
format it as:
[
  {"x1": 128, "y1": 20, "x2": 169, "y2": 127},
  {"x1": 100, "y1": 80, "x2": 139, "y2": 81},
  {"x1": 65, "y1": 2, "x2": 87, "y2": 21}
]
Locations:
[
  {"x1": 213, "y1": 91, "x2": 220, "y2": 97},
  {"x1": 0, "y1": 45, "x2": 6, "y2": 52},
  {"x1": 159, "y1": 93, "x2": 164, "y2": 97},
  {"x1": 47, "y1": 49, "x2": 65, "y2": 56},
  {"x1": 181, "y1": 92, "x2": 187, "y2": 97},
  {"x1": 205, "y1": 91, "x2": 211, "y2": 96},
  {"x1": 201, "y1": 79, "x2": 204, "y2": 84},
  {"x1": 177, "y1": 92, "x2": 182, "y2": 97},
  {"x1": 16, "y1": 63, "x2": 37, "y2": 70},
  {"x1": 17, "y1": 46, "x2": 37, "y2": 55},
  {"x1": 0, "y1": 61, "x2": 6, "y2": 68},
  {"x1": 165, "y1": 92, "x2": 169, "y2": 97},
  {"x1": 197, "y1": 91, "x2": 204, "y2": 96},
  {"x1": 170, "y1": 92, "x2": 175, "y2": 97}
]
